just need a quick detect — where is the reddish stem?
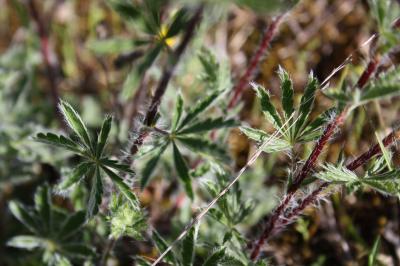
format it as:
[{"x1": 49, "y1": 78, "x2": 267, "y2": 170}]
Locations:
[
  {"x1": 27, "y1": 0, "x2": 63, "y2": 126},
  {"x1": 228, "y1": 15, "x2": 284, "y2": 109}
]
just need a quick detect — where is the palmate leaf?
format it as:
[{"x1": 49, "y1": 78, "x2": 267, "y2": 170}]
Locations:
[
  {"x1": 107, "y1": 0, "x2": 140, "y2": 20},
  {"x1": 182, "y1": 223, "x2": 199, "y2": 266},
  {"x1": 59, "y1": 100, "x2": 92, "y2": 149},
  {"x1": 203, "y1": 248, "x2": 244, "y2": 266},
  {"x1": 251, "y1": 82, "x2": 282, "y2": 128},
  {"x1": 58, "y1": 162, "x2": 93, "y2": 190},
  {"x1": 34, "y1": 185, "x2": 51, "y2": 233},
  {"x1": 239, "y1": 126, "x2": 291, "y2": 153},
  {"x1": 172, "y1": 142, "x2": 194, "y2": 199},
  {"x1": 177, "y1": 136, "x2": 229, "y2": 163},
  {"x1": 9, "y1": 201, "x2": 39, "y2": 234},
  {"x1": 299, "y1": 108, "x2": 336, "y2": 142},
  {"x1": 315, "y1": 164, "x2": 359, "y2": 183},
  {"x1": 362, "y1": 169, "x2": 400, "y2": 196},
  {"x1": 178, "y1": 117, "x2": 238, "y2": 135},
  {"x1": 86, "y1": 167, "x2": 103, "y2": 219},
  {"x1": 294, "y1": 72, "x2": 318, "y2": 137},
  {"x1": 35, "y1": 133, "x2": 82, "y2": 154},
  {"x1": 178, "y1": 89, "x2": 225, "y2": 130},
  {"x1": 58, "y1": 211, "x2": 86, "y2": 241},
  {"x1": 62, "y1": 243, "x2": 95, "y2": 259},
  {"x1": 141, "y1": 143, "x2": 168, "y2": 188},
  {"x1": 7, "y1": 235, "x2": 45, "y2": 250},
  {"x1": 102, "y1": 166, "x2": 139, "y2": 209},
  {"x1": 171, "y1": 92, "x2": 184, "y2": 131},
  {"x1": 96, "y1": 116, "x2": 112, "y2": 157},
  {"x1": 152, "y1": 230, "x2": 177, "y2": 265},
  {"x1": 100, "y1": 158, "x2": 135, "y2": 174},
  {"x1": 165, "y1": 7, "x2": 189, "y2": 38},
  {"x1": 278, "y1": 66, "x2": 294, "y2": 119},
  {"x1": 360, "y1": 67, "x2": 400, "y2": 102}
]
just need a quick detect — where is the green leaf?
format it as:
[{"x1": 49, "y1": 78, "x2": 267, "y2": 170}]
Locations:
[
  {"x1": 359, "y1": 67, "x2": 400, "y2": 102},
  {"x1": 9, "y1": 201, "x2": 39, "y2": 234},
  {"x1": 166, "y1": 8, "x2": 188, "y2": 38},
  {"x1": 152, "y1": 230, "x2": 177, "y2": 265},
  {"x1": 239, "y1": 126, "x2": 291, "y2": 153},
  {"x1": 102, "y1": 166, "x2": 139, "y2": 209},
  {"x1": 368, "y1": 235, "x2": 381, "y2": 266},
  {"x1": 58, "y1": 162, "x2": 93, "y2": 190},
  {"x1": 100, "y1": 159, "x2": 134, "y2": 174},
  {"x1": 278, "y1": 66, "x2": 294, "y2": 118},
  {"x1": 172, "y1": 142, "x2": 194, "y2": 199},
  {"x1": 140, "y1": 143, "x2": 168, "y2": 188},
  {"x1": 182, "y1": 223, "x2": 199, "y2": 266},
  {"x1": 294, "y1": 72, "x2": 318, "y2": 137},
  {"x1": 178, "y1": 90, "x2": 224, "y2": 130},
  {"x1": 251, "y1": 82, "x2": 282, "y2": 128},
  {"x1": 107, "y1": 0, "x2": 140, "y2": 20},
  {"x1": 362, "y1": 177, "x2": 400, "y2": 197},
  {"x1": 96, "y1": 116, "x2": 112, "y2": 157},
  {"x1": 315, "y1": 164, "x2": 359, "y2": 183},
  {"x1": 58, "y1": 211, "x2": 86, "y2": 240},
  {"x1": 86, "y1": 167, "x2": 103, "y2": 219},
  {"x1": 7, "y1": 235, "x2": 44, "y2": 250},
  {"x1": 62, "y1": 243, "x2": 95, "y2": 258},
  {"x1": 59, "y1": 100, "x2": 92, "y2": 148},
  {"x1": 137, "y1": 44, "x2": 162, "y2": 74},
  {"x1": 178, "y1": 117, "x2": 238, "y2": 135},
  {"x1": 171, "y1": 92, "x2": 184, "y2": 131},
  {"x1": 361, "y1": 84, "x2": 400, "y2": 102},
  {"x1": 35, "y1": 133, "x2": 82, "y2": 154},
  {"x1": 177, "y1": 136, "x2": 229, "y2": 163},
  {"x1": 203, "y1": 248, "x2": 228, "y2": 266},
  {"x1": 34, "y1": 185, "x2": 51, "y2": 233},
  {"x1": 299, "y1": 108, "x2": 335, "y2": 142}
]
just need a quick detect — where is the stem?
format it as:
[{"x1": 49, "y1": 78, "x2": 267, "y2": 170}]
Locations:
[
  {"x1": 228, "y1": 14, "x2": 284, "y2": 109},
  {"x1": 346, "y1": 129, "x2": 400, "y2": 171},
  {"x1": 130, "y1": 5, "x2": 204, "y2": 156},
  {"x1": 27, "y1": 0, "x2": 64, "y2": 127}
]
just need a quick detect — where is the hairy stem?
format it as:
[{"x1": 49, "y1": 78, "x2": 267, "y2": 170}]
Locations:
[{"x1": 228, "y1": 14, "x2": 284, "y2": 108}]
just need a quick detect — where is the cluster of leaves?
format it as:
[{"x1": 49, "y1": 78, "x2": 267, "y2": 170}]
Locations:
[
  {"x1": 326, "y1": 67, "x2": 400, "y2": 107},
  {"x1": 7, "y1": 185, "x2": 92, "y2": 266},
  {"x1": 241, "y1": 67, "x2": 333, "y2": 153},
  {"x1": 35, "y1": 100, "x2": 139, "y2": 218},
  {"x1": 139, "y1": 88, "x2": 238, "y2": 199},
  {"x1": 317, "y1": 156, "x2": 400, "y2": 197}
]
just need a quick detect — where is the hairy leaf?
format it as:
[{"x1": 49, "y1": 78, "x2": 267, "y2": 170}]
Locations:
[
  {"x1": 7, "y1": 235, "x2": 44, "y2": 250},
  {"x1": 58, "y1": 211, "x2": 86, "y2": 240},
  {"x1": 9, "y1": 201, "x2": 39, "y2": 234},
  {"x1": 59, "y1": 100, "x2": 92, "y2": 148},
  {"x1": 58, "y1": 162, "x2": 93, "y2": 190},
  {"x1": 278, "y1": 66, "x2": 294, "y2": 119},
  {"x1": 96, "y1": 116, "x2": 112, "y2": 157},
  {"x1": 251, "y1": 82, "x2": 282, "y2": 128},
  {"x1": 177, "y1": 136, "x2": 229, "y2": 163},
  {"x1": 239, "y1": 126, "x2": 291, "y2": 153},
  {"x1": 294, "y1": 72, "x2": 318, "y2": 137},
  {"x1": 178, "y1": 89, "x2": 224, "y2": 130},
  {"x1": 178, "y1": 117, "x2": 238, "y2": 135},
  {"x1": 171, "y1": 92, "x2": 184, "y2": 131},
  {"x1": 141, "y1": 143, "x2": 168, "y2": 188},
  {"x1": 86, "y1": 167, "x2": 103, "y2": 219},
  {"x1": 34, "y1": 185, "x2": 51, "y2": 233},
  {"x1": 172, "y1": 142, "x2": 194, "y2": 199},
  {"x1": 152, "y1": 230, "x2": 177, "y2": 264},
  {"x1": 102, "y1": 166, "x2": 139, "y2": 209},
  {"x1": 182, "y1": 223, "x2": 199, "y2": 266},
  {"x1": 316, "y1": 164, "x2": 359, "y2": 183},
  {"x1": 35, "y1": 133, "x2": 82, "y2": 154}
]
